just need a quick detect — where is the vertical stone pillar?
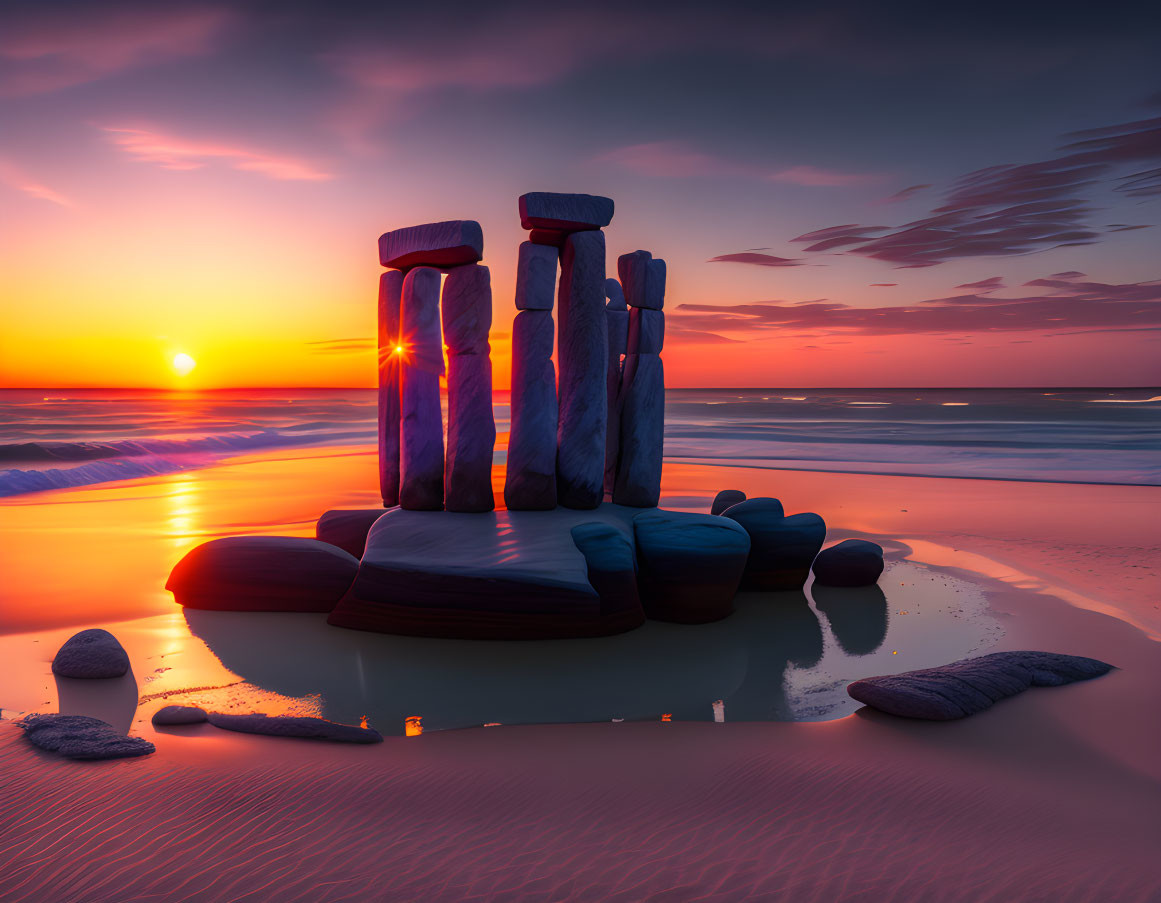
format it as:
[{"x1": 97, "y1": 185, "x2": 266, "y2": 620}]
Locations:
[
  {"x1": 505, "y1": 241, "x2": 559, "y2": 510},
  {"x1": 399, "y1": 267, "x2": 445, "y2": 510},
  {"x1": 614, "y1": 252, "x2": 666, "y2": 508},
  {"x1": 377, "y1": 270, "x2": 403, "y2": 507},
  {"x1": 441, "y1": 264, "x2": 496, "y2": 512},
  {"x1": 556, "y1": 230, "x2": 608, "y2": 509},
  {"x1": 603, "y1": 278, "x2": 628, "y2": 495}
]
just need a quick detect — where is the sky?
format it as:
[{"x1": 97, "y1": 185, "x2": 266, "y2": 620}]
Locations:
[{"x1": 1, "y1": 0, "x2": 1159, "y2": 388}]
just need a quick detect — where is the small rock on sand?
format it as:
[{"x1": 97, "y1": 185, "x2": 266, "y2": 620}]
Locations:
[
  {"x1": 20, "y1": 713, "x2": 155, "y2": 760},
  {"x1": 52, "y1": 628, "x2": 130, "y2": 679},
  {"x1": 152, "y1": 705, "x2": 209, "y2": 726},
  {"x1": 206, "y1": 713, "x2": 384, "y2": 744}
]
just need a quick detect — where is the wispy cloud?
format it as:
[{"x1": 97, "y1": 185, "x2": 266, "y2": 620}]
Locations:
[
  {"x1": 102, "y1": 126, "x2": 333, "y2": 181},
  {"x1": 0, "y1": 158, "x2": 73, "y2": 207},
  {"x1": 306, "y1": 338, "x2": 375, "y2": 355},
  {"x1": 669, "y1": 275, "x2": 1161, "y2": 339},
  {"x1": 707, "y1": 253, "x2": 805, "y2": 267},
  {"x1": 790, "y1": 114, "x2": 1161, "y2": 267},
  {"x1": 0, "y1": 5, "x2": 235, "y2": 96},
  {"x1": 596, "y1": 141, "x2": 882, "y2": 187}
]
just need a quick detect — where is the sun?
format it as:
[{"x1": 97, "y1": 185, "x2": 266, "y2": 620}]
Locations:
[{"x1": 172, "y1": 353, "x2": 197, "y2": 376}]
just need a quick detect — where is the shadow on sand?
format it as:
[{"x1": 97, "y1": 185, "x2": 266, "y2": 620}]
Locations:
[{"x1": 56, "y1": 670, "x2": 139, "y2": 735}]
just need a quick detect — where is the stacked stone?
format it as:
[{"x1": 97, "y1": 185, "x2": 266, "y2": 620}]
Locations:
[
  {"x1": 504, "y1": 242, "x2": 559, "y2": 509},
  {"x1": 509, "y1": 192, "x2": 614, "y2": 510},
  {"x1": 603, "y1": 278, "x2": 628, "y2": 494},
  {"x1": 613, "y1": 250, "x2": 666, "y2": 508},
  {"x1": 376, "y1": 220, "x2": 491, "y2": 511}
]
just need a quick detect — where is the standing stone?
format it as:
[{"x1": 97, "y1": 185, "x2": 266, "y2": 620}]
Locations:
[
  {"x1": 514, "y1": 242, "x2": 558, "y2": 309},
  {"x1": 442, "y1": 264, "x2": 496, "y2": 512},
  {"x1": 399, "y1": 267, "x2": 444, "y2": 510},
  {"x1": 613, "y1": 353, "x2": 664, "y2": 507},
  {"x1": 604, "y1": 282, "x2": 629, "y2": 494},
  {"x1": 505, "y1": 309, "x2": 557, "y2": 509},
  {"x1": 615, "y1": 253, "x2": 667, "y2": 508},
  {"x1": 556, "y1": 230, "x2": 608, "y2": 509},
  {"x1": 377, "y1": 270, "x2": 403, "y2": 507}
]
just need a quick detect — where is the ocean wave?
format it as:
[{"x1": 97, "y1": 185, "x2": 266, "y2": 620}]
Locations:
[{"x1": 0, "y1": 428, "x2": 375, "y2": 497}]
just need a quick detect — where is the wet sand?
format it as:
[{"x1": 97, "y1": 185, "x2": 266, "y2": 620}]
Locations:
[{"x1": 1, "y1": 446, "x2": 1158, "y2": 900}]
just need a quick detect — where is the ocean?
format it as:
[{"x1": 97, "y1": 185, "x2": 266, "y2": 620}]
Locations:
[{"x1": 1, "y1": 387, "x2": 1158, "y2": 496}]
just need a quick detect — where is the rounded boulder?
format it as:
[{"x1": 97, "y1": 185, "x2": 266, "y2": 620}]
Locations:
[
  {"x1": 710, "y1": 489, "x2": 746, "y2": 515},
  {"x1": 166, "y1": 536, "x2": 360, "y2": 612},
  {"x1": 812, "y1": 539, "x2": 884, "y2": 587},
  {"x1": 52, "y1": 629, "x2": 130, "y2": 679},
  {"x1": 152, "y1": 705, "x2": 209, "y2": 726},
  {"x1": 722, "y1": 498, "x2": 826, "y2": 591},
  {"x1": 633, "y1": 510, "x2": 750, "y2": 623}
]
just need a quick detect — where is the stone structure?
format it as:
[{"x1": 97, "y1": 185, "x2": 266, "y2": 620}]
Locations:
[
  {"x1": 510, "y1": 193, "x2": 617, "y2": 510},
  {"x1": 613, "y1": 250, "x2": 666, "y2": 507},
  {"x1": 604, "y1": 278, "x2": 628, "y2": 493},
  {"x1": 376, "y1": 219, "x2": 496, "y2": 513}
]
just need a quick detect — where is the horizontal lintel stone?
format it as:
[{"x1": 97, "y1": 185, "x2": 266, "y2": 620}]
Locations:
[{"x1": 379, "y1": 220, "x2": 483, "y2": 270}]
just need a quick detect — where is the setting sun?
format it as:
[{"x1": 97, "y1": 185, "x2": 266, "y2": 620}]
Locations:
[{"x1": 172, "y1": 353, "x2": 196, "y2": 376}]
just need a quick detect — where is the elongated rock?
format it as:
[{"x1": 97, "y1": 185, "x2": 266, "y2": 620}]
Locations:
[
  {"x1": 514, "y1": 242, "x2": 558, "y2": 310},
  {"x1": 556, "y1": 230, "x2": 608, "y2": 509},
  {"x1": 378, "y1": 270, "x2": 403, "y2": 506},
  {"x1": 505, "y1": 309, "x2": 557, "y2": 509},
  {"x1": 613, "y1": 353, "x2": 664, "y2": 507},
  {"x1": 378, "y1": 220, "x2": 483, "y2": 270},
  {"x1": 519, "y1": 192, "x2": 614, "y2": 233},
  {"x1": 645, "y1": 258, "x2": 666, "y2": 309},
  {"x1": 399, "y1": 267, "x2": 444, "y2": 510},
  {"x1": 605, "y1": 277, "x2": 627, "y2": 311},
  {"x1": 442, "y1": 265, "x2": 496, "y2": 512},
  {"x1": 604, "y1": 299, "x2": 629, "y2": 493}
]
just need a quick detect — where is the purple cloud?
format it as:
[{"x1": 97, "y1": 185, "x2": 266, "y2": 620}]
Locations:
[
  {"x1": 669, "y1": 275, "x2": 1161, "y2": 337},
  {"x1": 707, "y1": 252, "x2": 805, "y2": 267},
  {"x1": 882, "y1": 184, "x2": 931, "y2": 203},
  {"x1": 790, "y1": 115, "x2": 1160, "y2": 267},
  {"x1": 956, "y1": 276, "x2": 1005, "y2": 291}
]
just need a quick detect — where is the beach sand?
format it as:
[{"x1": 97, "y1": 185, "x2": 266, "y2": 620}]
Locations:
[{"x1": 1, "y1": 445, "x2": 1158, "y2": 901}]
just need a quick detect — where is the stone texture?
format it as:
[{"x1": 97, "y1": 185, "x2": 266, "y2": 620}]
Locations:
[
  {"x1": 207, "y1": 712, "x2": 384, "y2": 743},
  {"x1": 628, "y1": 307, "x2": 664, "y2": 354},
  {"x1": 514, "y1": 242, "x2": 558, "y2": 310},
  {"x1": 556, "y1": 230, "x2": 608, "y2": 509},
  {"x1": 52, "y1": 629, "x2": 130, "y2": 679},
  {"x1": 605, "y1": 277, "x2": 627, "y2": 311},
  {"x1": 604, "y1": 304, "x2": 629, "y2": 494},
  {"x1": 442, "y1": 264, "x2": 496, "y2": 512},
  {"x1": 505, "y1": 309, "x2": 558, "y2": 510},
  {"x1": 722, "y1": 498, "x2": 826, "y2": 590},
  {"x1": 166, "y1": 536, "x2": 359, "y2": 611},
  {"x1": 378, "y1": 220, "x2": 483, "y2": 270},
  {"x1": 711, "y1": 489, "x2": 746, "y2": 515},
  {"x1": 633, "y1": 510, "x2": 750, "y2": 622},
  {"x1": 570, "y1": 522, "x2": 640, "y2": 616},
  {"x1": 378, "y1": 270, "x2": 403, "y2": 506},
  {"x1": 441, "y1": 264, "x2": 492, "y2": 354},
  {"x1": 848, "y1": 651, "x2": 1114, "y2": 720},
  {"x1": 445, "y1": 352, "x2": 496, "y2": 512},
  {"x1": 152, "y1": 705, "x2": 208, "y2": 726},
  {"x1": 613, "y1": 354, "x2": 664, "y2": 508},
  {"x1": 399, "y1": 267, "x2": 444, "y2": 510},
  {"x1": 316, "y1": 508, "x2": 389, "y2": 558},
  {"x1": 19, "y1": 714, "x2": 155, "y2": 760},
  {"x1": 812, "y1": 539, "x2": 884, "y2": 587},
  {"x1": 329, "y1": 504, "x2": 647, "y2": 639},
  {"x1": 519, "y1": 192, "x2": 614, "y2": 233}
]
